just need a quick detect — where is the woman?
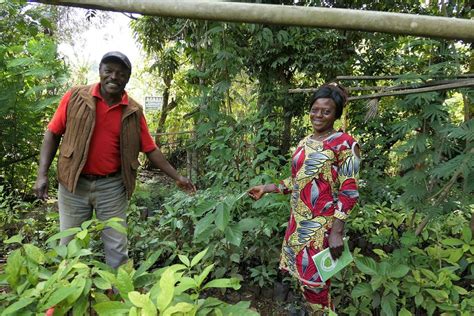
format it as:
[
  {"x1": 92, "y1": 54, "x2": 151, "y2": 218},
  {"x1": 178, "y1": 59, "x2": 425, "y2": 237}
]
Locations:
[{"x1": 248, "y1": 83, "x2": 360, "y2": 313}]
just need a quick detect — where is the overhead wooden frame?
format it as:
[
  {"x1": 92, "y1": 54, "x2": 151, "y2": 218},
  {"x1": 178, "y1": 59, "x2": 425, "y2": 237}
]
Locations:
[
  {"x1": 289, "y1": 78, "x2": 474, "y2": 101},
  {"x1": 31, "y1": 0, "x2": 474, "y2": 41}
]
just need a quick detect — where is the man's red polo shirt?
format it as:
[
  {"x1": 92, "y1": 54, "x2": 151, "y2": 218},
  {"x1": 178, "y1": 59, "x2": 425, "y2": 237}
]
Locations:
[{"x1": 48, "y1": 83, "x2": 157, "y2": 175}]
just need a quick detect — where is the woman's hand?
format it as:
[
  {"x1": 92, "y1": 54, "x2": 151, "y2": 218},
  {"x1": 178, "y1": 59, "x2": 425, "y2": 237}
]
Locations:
[
  {"x1": 248, "y1": 185, "x2": 266, "y2": 200},
  {"x1": 328, "y1": 218, "x2": 345, "y2": 260},
  {"x1": 248, "y1": 184, "x2": 278, "y2": 200}
]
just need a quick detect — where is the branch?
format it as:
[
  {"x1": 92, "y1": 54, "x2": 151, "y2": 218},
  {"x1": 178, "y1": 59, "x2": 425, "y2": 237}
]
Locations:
[
  {"x1": 415, "y1": 147, "x2": 474, "y2": 236},
  {"x1": 0, "y1": 153, "x2": 38, "y2": 168}
]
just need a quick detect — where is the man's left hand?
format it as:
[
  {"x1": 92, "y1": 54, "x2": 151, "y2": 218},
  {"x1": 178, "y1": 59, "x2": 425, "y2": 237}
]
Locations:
[{"x1": 176, "y1": 175, "x2": 196, "y2": 194}]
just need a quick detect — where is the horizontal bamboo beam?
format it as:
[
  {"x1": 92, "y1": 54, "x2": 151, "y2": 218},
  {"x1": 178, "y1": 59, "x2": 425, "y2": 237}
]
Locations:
[
  {"x1": 30, "y1": 0, "x2": 474, "y2": 41},
  {"x1": 288, "y1": 78, "x2": 471, "y2": 93},
  {"x1": 289, "y1": 79, "x2": 474, "y2": 101},
  {"x1": 336, "y1": 74, "x2": 474, "y2": 80},
  {"x1": 348, "y1": 79, "x2": 474, "y2": 101},
  {"x1": 151, "y1": 131, "x2": 195, "y2": 136}
]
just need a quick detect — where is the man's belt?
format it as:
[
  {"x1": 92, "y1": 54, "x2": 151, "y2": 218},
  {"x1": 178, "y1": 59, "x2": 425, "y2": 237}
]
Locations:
[{"x1": 80, "y1": 171, "x2": 120, "y2": 181}]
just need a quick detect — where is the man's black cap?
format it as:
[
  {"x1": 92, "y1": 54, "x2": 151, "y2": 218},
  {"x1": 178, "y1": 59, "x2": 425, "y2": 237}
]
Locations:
[{"x1": 100, "y1": 51, "x2": 132, "y2": 72}]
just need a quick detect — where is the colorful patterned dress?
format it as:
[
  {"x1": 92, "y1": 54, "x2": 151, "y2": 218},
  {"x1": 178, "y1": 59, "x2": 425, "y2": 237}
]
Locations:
[{"x1": 277, "y1": 131, "x2": 360, "y2": 309}]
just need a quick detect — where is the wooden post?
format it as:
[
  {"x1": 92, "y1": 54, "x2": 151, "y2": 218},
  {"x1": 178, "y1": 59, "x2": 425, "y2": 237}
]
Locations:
[{"x1": 31, "y1": 0, "x2": 474, "y2": 41}]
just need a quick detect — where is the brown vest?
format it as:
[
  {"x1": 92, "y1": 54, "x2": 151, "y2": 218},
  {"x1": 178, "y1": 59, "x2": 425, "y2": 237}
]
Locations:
[{"x1": 57, "y1": 84, "x2": 142, "y2": 199}]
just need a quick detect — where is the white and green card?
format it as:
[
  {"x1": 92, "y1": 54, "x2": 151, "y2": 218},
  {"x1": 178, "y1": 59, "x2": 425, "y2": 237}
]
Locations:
[{"x1": 312, "y1": 238, "x2": 353, "y2": 282}]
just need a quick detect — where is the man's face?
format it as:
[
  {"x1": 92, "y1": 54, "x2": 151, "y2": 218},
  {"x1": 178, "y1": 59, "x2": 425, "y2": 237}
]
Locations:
[{"x1": 99, "y1": 61, "x2": 130, "y2": 96}]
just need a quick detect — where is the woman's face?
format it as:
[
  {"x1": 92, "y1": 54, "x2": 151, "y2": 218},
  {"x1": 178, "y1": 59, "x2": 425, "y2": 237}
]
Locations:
[{"x1": 309, "y1": 97, "x2": 337, "y2": 134}]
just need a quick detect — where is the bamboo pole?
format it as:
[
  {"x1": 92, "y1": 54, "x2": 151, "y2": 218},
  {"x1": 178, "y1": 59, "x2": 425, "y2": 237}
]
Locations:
[
  {"x1": 336, "y1": 74, "x2": 474, "y2": 80},
  {"x1": 289, "y1": 79, "x2": 474, "y2": 101},
  {"x1": 30, "y1": 0, "x2": 474, "y2": 41},
  {"x1": 288, "y1": 78, "x2": 473, "y2": 93},
  {"x1": 348, "y1": 79, "x2": 474, "y2": 101}
]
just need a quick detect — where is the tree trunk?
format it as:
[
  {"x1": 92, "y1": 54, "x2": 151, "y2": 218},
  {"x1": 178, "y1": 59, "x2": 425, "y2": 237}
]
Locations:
[
  {"x1": 281, "y1": 113, "x2": 292, "y2": 155},
  {"x1": 155, "y1": 85, "x2": 170, "y2": 146}
]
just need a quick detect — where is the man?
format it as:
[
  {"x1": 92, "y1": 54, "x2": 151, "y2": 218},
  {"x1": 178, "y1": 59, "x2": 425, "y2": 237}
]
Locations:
[{"x1": 34, "y1": 51, "x2": 195, "y2": 269}]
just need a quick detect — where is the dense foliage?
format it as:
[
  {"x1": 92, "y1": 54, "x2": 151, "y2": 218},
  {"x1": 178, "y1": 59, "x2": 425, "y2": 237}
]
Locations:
[
  {"x1": 0, "y1": 0, "x2": 67, "y2": 195},
  {"x1": 1, "y1": 0, "x2": 473, "y2": 315}
]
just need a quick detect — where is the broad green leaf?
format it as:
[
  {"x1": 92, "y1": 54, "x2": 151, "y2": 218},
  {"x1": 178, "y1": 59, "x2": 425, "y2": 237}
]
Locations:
[
  {"x1": 388, "y1": 264, "x2": 410, "y2": 278},
  {"x1": 237, "y1": 218, "x2": 259, "y2": 232},
  {"x1": 94, "y1": 277, "x2": 112, "y2": 290},
  {"x1": 219, "y1": 301, "x2": 259, "y2": 315},
  {"x1": 381, "y1": 293, "x2": 396, "y2": 316},
  {"x1": 194, "y1": 199, "x2": 217, "y2": 216},
  {"x1": 116, "y1": 267, "x2": 134, "y2": 301},
  {"x1": 106, "y1": 221, "x2": 127, "y2": 235},
  {"x1": 76, "y1": 229, "x2": 88, "y2": 240},
  {"x1": 371, "y1": 275, "x2": 384, "y2": 291},
  {"x1": 447, "y1": 248, "x2": 464, "y2": 263},
  {"x1": 81, "y1": 220, "x2": 94, "y2": 230},
  {"x1": 105, "y1": 217, "x2": 126, "y2": 223},
  {"x1": 72, "y1": 262, "x2": 89, "y2": 270},
  {"x1": 97, "y1": 270, "x2": 117, "y2": 285},
  {"x1": 7, "y1": 57, "x2": 33, "y2": 68},
  {"x1": 174, "y1": 276, "x2": 197, "y2": 295},
  {"x1": 46, "y1": 227, "x2": 81, "y2": 244},
  {"x1": 128, "y1": 291, "x2": 147, "y2": 307},
  {"x1": 399, "y1": 307, "x2": 412, "y2": 316},
  {"x1": 462, "y1": 226, "x2": 472, "y2": 243},
  {"x1": 128, "y1": 292, "x2": 157, "y2": 316},
  {"x1": 93, "y1": 301, "x2": 130, "y2": 316},
  {"x1": 441, "y1": 238, "x2": 464, "y2": 246},
  {"x1": 194, "y1": 213, "x2": 216, "y2": 239},
  {"x1": 195, "y1": 264, "x2": 215, "y2": 287},
  {"x1": 72, "y1": 249, "x2": 93, "y2": 258},
  {"x1": 224, "y1": 224, "x2": 242, "y2": 246},
  {"x1": 178, "y1": 255, "x2": 190, "y2": 267},
  {"x1": 135, "y1": 250, "x2": 162, "y2": 278},
  {"x1": 73, "y1": 295, "x2": 89, "y2": 316},
  {"x1": 415, "y1": 293, "x2": 423, "y2": 306},
  {"x1": 1, "y1": 297, "x2": 34, "y2": 315},
  {"x1": 129, "y1": 307, "x2": 138, "y2": 316},
  {"x1": 41, "y1": 286, "x2": 79, "y2": 311},
  {"x1": 203, "y1": 277, "x2": 240, "y2": 290},
  {"x1": 163, "y1": 302, "x2": 195, "y2": 316},
  {"x1": 4, "y1": 234, "x2": 23, "y2": 244},
  {"x1": 67, "y1": 239, "x2": 82, "y2": 258},
  {"x1": 372, "y1": 249, "x2": 388, "y2": 258},
  {"x1": 385, "y1": 282, "x2": 400, "y2": 296},
  {"x1": 215, "y1": 203, "x2": 230, "y2": 231},
  {"x1": 156, "y1": 268, "x2": 175, "y2": 312},
  {"x1": 23, "y1": 244, "x2": 46, "y2": 264},
  {"x1": 453, "y1": 285, "x2": 468, "y2": 295},
  {"x1": 425, "y1": 289, "x2": 448, "y2": 302},
  {"x1": 67, "y1": 277, "x2": 87, "y2": 304},
  {"x1": 355, "y1": 257, "x2": 378, "y2": 276},
  {"x1": 420, "y1": 268, "x2": 437, "y2": 281},
  {"x1": 190, "y1": 248, "x2": 208, "y2": 267},
  {"x1": 438, "y1": 303, "x2": 459, "y2": 312},
  {"x1": 134, "y1": 273, "x2": 156, "y2": 288},
  {"x1": 5, "y1": 249, "x2": 23, "y2": 288},
  {"x1": 230, "y1": 253, "x2": 240, "y2": 263},
  {"x1": 351, "y1": 283, "x2": 373, "y2": 298}
]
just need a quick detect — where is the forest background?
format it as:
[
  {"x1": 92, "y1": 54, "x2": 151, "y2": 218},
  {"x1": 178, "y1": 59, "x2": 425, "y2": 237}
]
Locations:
[{"x1": 0, "y1": 0, "x2": 473, "y2": 315}]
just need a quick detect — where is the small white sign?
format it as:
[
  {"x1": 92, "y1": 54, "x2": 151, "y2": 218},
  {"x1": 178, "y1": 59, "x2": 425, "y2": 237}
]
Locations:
[{"x1": 145, "y1": 96, "x2": 163, "y2": 111}]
